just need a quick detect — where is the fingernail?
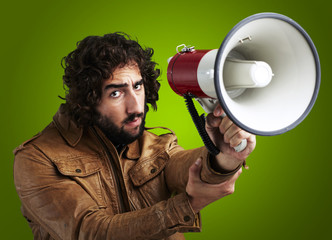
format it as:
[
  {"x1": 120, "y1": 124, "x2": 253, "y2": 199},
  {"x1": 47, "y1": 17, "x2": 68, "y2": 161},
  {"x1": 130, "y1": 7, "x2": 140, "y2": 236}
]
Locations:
[{"x1": 195, "y1": 158, "x2": 202, "y2": 166}]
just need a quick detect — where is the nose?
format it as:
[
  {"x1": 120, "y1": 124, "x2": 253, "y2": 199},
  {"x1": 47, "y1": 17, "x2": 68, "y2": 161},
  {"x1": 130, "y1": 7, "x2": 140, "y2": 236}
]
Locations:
[{"x1": 126, "y1": 91, "x2": 143, "y2": 115}]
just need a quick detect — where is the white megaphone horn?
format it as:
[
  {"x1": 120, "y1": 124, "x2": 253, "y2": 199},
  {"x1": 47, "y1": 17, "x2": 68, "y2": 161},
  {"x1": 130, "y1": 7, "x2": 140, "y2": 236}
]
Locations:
[{"x1": 167, "y1": 13, "x2": 321, "y2": 154}]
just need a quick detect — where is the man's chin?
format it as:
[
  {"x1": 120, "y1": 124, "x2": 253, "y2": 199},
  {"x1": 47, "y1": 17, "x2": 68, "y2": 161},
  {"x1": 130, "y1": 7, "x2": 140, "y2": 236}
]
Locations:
[
  {"x1": 124, "y1": 125, "x2": 141, "y2": 136},
  {"x1": 119, "y1": 125, "x2": 144, "y2": 145},
  {"x1": 96, "y1": 113, "x2": 146, "y2": 146}
]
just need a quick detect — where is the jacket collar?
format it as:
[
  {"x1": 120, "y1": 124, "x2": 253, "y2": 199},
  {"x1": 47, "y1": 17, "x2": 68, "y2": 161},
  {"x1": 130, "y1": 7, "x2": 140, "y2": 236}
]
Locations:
[
  {"x1": 91, "y1": 123, "x2": 141, "y2": 160},
  {"x1": 124, "y1": 140, "x2": 141, "y2": 160},
  {"x1": 53, "y1": 105, "x2": 83, "y2": 147},
  {"x1": 52, "y1": 104, "x2": 149, "y2": 160},
  {"x1": 124, "y1": 129, "x2": 170, "y2": 160}
]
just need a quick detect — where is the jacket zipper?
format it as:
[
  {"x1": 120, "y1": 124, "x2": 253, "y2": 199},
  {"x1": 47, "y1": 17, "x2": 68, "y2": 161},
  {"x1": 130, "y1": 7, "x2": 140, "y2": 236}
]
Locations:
[
  {"x1": 91, "y1": 127, "x2": 127, "y2": 213},
  {"x1": 129, "y1": 198, "x2": 137, "y2": 211}
]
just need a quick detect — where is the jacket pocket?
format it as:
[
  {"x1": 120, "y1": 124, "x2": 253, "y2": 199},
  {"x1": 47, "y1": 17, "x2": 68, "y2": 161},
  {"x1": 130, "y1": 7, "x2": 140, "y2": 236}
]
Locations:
[
  {"x1": 53, "y1": 154, "x2": 101, "y2": 176},
  {"x1": 128, "y1": 151, "x2": 168, "y2": 187},
  {"x1": 53, "y1": 154, "x2": 107, "y2": 208},
  {"x1": 128, "y1": 152, "x2": 170, "y2": 206}
]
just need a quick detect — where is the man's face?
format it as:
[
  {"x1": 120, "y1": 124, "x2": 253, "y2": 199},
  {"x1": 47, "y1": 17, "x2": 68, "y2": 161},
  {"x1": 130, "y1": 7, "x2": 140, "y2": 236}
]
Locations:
[{"x1": 95, "y1": 64, "x2": 146, "y2": 145}]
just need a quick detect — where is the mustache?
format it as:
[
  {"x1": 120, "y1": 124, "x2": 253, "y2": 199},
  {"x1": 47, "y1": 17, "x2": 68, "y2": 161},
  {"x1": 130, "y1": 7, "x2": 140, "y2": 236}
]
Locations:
[{"x1": 122, "y1": 113, "x2": 144, "y2": 124}]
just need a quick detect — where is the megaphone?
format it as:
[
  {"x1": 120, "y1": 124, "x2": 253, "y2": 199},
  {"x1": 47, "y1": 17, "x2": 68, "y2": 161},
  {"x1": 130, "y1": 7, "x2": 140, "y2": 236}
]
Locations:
[{"x1": 167, "y1": 13, "x2": 320, "y2": 154}]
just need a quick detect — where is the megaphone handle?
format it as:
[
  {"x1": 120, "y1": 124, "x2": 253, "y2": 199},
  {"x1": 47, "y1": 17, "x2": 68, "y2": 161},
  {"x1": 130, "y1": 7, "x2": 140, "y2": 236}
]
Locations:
[
  {"x1": 185, "y1": 95, "x2": 247, "y2": 155},
  {"x1": 185, "y1": 96, "x2": 220, "y2": 156},
  {"x1": 234, "y1": 139, "x2": 247, "y2": 152},
  {"x1": 220, "y1": 113, "x2": 247, "y2": 152}
]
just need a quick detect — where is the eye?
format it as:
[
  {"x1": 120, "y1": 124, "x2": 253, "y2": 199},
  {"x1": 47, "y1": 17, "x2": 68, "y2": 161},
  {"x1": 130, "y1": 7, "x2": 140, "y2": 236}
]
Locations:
[
  {"x1": 134, "y1": 81, "x2": 143, "y2": 91},
  {"x1": 110, "y1": 90, "x2": 121, "y2": 98}
]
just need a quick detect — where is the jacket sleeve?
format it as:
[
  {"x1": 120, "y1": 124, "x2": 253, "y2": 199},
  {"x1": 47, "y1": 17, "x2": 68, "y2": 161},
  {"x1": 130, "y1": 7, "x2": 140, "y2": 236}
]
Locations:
[
  {"x1": 164, "y1": 134, "x2": 243, "y2": 195},
  {"x1": 14, "y1": 144, "x2": 200, "y2": 240}
]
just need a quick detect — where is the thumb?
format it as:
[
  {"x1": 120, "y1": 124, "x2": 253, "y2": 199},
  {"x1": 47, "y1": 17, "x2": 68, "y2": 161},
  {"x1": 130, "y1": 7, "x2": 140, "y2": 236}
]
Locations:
[
  {"x1": 188, "y1": 157, "x2": 202, "y2": 181},
  {"x1": 213, "y1": 104, "x2": 225, "y2": 117},
  {"x1": 205, "y1": 112, "x2": 221, "y2": 129}
]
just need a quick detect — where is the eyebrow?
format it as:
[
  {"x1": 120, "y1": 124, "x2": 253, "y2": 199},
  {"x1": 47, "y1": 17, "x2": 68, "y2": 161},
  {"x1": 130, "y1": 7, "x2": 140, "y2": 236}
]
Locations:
[
  {"x1": 104, "y1": 79, "x2": 143, "y2": 92},
  {"x1": 104, "y1": 83, "x2": 128, "y2": 91}
]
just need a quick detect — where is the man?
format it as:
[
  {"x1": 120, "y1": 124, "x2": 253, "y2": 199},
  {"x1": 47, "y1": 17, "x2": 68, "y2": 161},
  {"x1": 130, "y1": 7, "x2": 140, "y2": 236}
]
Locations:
[{"x1": 13, "y1": 32, "x2": 256, "y2": 240}]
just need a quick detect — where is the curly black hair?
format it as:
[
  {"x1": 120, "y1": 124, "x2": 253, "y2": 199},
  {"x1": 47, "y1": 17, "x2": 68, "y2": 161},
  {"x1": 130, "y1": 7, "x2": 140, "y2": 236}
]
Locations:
[{"x1": 60, "y1": 32, "x2": 160, "y2": 126}]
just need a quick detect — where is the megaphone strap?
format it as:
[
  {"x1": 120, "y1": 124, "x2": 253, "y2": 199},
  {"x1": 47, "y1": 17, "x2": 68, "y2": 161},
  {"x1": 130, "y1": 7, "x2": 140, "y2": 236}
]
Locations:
[{"x1": 184, "y1": 95, "x2": 221, "y2": 156}]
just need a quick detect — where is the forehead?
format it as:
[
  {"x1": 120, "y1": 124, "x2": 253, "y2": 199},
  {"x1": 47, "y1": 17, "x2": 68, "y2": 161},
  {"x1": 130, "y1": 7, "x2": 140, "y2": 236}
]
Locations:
[{"x1": 104, "y1": 64, "x2": 142, "y2": 85}]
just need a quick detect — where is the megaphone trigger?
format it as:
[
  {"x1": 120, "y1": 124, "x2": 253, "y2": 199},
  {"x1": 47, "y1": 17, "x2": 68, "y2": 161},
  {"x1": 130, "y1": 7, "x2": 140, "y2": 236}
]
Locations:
[{"x1": 234, "y1": 138, "x2": 248, "y2": 153}]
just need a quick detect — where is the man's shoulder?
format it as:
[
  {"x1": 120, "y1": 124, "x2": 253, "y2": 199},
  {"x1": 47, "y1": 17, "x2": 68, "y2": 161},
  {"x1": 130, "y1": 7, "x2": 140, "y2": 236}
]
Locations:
[
  {"x1": 138, "y1": 127, "x2": 180, "y2": 155},
  {"x1": 13, "y1": 105, "x2": 86, "y2": 158},
  {"x1": 143, "y1": 127, "x2": 177, "y2": 142},
  {"x1": 13, "y1": 121, "x2": 64, "y2": 156}
]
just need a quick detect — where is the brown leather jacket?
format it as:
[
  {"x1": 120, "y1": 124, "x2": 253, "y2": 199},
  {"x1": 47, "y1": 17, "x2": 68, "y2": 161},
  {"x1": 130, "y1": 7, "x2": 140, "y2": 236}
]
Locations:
[{"x1": 13, "y1": 107, "x2": 240, "y2": 240}]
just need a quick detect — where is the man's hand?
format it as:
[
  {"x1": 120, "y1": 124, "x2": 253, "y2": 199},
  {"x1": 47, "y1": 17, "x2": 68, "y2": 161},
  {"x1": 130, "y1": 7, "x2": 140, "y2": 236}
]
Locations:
[
  {"x1": 186, "y1": 158, "x2": 242, "y2": 213},
  {"x1": 205, "y1": 104, "x2": 256, "y2": 171}
]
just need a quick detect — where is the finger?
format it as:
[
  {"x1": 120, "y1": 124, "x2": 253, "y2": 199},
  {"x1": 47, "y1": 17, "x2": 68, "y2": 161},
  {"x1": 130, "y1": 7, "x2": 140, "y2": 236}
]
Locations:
[
  {"x1": 223, "y1": 124, "x2": 243, "y2": 144},
  {"x1": 222, "y1": 119, "x2": 249, "y2": 145},
  {"x1": 214, "y1": 168, "x2": 242, "y2": 195},
  {"x1": 244, "y1": 133, "x2": 256, "y2": 153},
  {"x1": 224, "y1": 124, "x2": 250, "y2": 147},
  {"x1": 188, "y1": 158, "x2": 203, "y2": 182},
  {"x1": 247, "y1": 133, "x2": 256, "y2": 145},
  {"x1": 213, "y1": 104, "x2": 225, "y2": 117},
  {"x1": 206, "y1": 112, "x2": 222, "y2": 130},
  {"x1": 219, "y1": 117, "x2": 233, "y2": 135},
  {"x1": 229, "y1": 130, "x2": 251, "y2": 148}
]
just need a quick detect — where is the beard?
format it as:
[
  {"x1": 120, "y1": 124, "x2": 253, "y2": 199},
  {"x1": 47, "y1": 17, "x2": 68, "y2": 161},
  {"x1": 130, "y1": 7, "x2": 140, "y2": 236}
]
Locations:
[{"x1": 95, "y1": 110, "x2": 146, "y2": 146}]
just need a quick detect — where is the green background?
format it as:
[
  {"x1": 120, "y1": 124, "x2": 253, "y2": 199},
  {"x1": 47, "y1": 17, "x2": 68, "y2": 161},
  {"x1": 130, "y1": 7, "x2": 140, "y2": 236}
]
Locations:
[{"x1": 1, "y1": 0, "x2": 331, "y2": 239}]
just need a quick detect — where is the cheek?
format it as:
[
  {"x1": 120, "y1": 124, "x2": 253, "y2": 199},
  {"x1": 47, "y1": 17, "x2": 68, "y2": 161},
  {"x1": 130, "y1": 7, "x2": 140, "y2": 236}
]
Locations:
[
  {"x1": 140, "y1": 94, "x2": 146, "y2": 109},
  {"x1": 96, "y1": 100, "x2": 123, "y2": 123},
  {"x1": 96, "y1": 100, "x2": 108, "y2": 117},
  {"x1": 139, "y1": 89, "x2": 146, "y2": 109}
]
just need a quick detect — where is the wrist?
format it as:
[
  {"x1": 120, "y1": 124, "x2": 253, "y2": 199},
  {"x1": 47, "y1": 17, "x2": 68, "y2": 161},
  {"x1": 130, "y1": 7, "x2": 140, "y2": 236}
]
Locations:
[
  {"x1": 212, "y1": 153, "x2": 243, "y2": 173},
  {"x1": 186, "y1": 193, "x2": 202, "y2": 213}
]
